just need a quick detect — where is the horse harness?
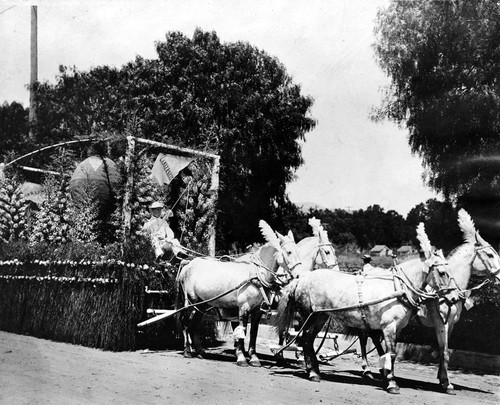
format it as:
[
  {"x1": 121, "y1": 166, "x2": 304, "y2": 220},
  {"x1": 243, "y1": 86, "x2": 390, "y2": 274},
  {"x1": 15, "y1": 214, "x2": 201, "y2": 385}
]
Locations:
[
  {"x1": 425, "y1": 243, "x2": 496, "y2": 325},
  {"x1": 207, "y1": 248, "x2": 296, "y2": 316},
  {"x1": 354, "y1": 260, "x2": 454, "y2": 329}
]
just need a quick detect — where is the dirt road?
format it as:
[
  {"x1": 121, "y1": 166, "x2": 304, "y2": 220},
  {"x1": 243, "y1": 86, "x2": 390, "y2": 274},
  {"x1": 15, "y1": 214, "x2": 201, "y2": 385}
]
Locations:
[{"x1": 0, "y1": 330, "x2": 498, "y2": 405}]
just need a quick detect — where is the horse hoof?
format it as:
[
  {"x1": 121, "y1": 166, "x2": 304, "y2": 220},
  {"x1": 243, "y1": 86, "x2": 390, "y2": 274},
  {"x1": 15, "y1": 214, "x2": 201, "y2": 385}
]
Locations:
[
  {"x1": 387, "y1": 387, "x2": 400, "y2": 395},
  {"x1": 362, "y1": 371, "x2": 375, "y2": 380},
  {"x1": 236, "y1": 360, "x2": 249, "y2": 367},
  {"x1": 183, "y1": 351, "x2": 193, "y2": 358},
  {"x1": 445, "y1": 387, "x2": 456, "y2": 395},
  {"x1": 249, "y1": 359, "x2": 261, "y2": 367},
  {"x1": 309, "y1": 375, "x2": 321, "y2": 382}
]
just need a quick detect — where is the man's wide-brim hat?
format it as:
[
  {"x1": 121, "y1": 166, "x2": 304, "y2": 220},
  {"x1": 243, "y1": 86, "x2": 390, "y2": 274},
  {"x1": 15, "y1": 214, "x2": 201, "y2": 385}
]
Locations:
[
  {"x1": 149, "y1": 201, "x2": 164, "y2": 209},
  {"x1": 363, "y1": 254, "x2": 371, "y2": 260}
]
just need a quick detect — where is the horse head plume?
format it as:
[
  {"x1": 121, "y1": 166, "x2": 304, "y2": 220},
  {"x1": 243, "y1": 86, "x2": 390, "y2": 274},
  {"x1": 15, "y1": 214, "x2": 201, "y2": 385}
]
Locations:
[
  {"x1": 416, "y1": 222, "x2": 432, "y2": 259},
  {"x1": 457, "y1": 209, "x2": 476, "y2": 244},
  {"x1": 308, "y1": 217, "x2": 323, "y2": 237},
  {"x1": 259, "y1": 220, "x2": 281, "y2": 250}
]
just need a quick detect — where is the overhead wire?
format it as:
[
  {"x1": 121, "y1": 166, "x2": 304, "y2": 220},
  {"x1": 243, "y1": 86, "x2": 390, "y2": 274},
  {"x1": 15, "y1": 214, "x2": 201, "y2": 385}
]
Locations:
[{"x1": 0, "y1": 5, "x2": 16, "y2": 16}]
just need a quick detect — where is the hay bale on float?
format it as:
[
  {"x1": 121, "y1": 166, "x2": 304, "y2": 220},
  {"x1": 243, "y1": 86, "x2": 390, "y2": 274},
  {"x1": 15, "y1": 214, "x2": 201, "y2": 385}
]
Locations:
[{"x1": 0, "y1": 260, "x2": 177, "y2": 351}]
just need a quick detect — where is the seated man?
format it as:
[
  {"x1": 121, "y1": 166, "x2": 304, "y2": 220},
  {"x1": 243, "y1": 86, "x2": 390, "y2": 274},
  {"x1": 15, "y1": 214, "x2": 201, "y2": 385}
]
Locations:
[
  {"x1": 362, "y1": 254, "x2": 374, "y2": 273},
  {"x1": 361, "y1": 254, "x2": 390, "y2": 275},
  {"x1": 142, "y1": 201, "x2": 184, "y2": 261}
]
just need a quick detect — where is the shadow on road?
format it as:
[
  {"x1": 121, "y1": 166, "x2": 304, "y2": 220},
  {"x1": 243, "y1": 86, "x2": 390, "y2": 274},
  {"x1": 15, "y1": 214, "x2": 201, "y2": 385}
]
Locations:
[{"x1": 268, "y1": 367, "x2": 495, "y2": 395}]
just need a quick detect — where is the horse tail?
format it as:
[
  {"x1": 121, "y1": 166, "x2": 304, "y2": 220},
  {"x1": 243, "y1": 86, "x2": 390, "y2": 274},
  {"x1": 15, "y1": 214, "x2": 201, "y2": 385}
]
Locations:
[
  {"x1": 273, "y1": 278, "x2": 300, "y2": 336},
  {"x1": 174, "y1": 261, "x2": 188, "y2": 331}
]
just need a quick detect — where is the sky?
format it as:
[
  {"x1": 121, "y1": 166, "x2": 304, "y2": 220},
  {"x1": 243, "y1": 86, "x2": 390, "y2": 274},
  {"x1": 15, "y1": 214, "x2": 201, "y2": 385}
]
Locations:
[{"x1": 0, "y1": 0, "x2": 440, "y2": 216}]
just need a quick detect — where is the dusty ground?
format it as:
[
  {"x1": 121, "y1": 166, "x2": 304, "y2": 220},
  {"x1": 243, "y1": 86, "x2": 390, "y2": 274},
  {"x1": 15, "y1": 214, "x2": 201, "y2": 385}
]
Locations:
[{"x1": 0, "y1": 329, "x2": 498, "y2": 405}]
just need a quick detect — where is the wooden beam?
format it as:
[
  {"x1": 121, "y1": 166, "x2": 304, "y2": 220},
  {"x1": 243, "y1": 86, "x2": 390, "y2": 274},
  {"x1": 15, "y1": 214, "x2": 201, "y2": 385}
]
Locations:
[
  {"x1": 5, "y1": 138, "x2": 111, "y2": 168},
  {"x1": 137, "y1": 309, "x2": 178, "y2": 328},
  {"x1": 207, "y1": 156, "x2": 220, "y2": 257},
  {"x1": 121, "y1": 136, "x2": 136, "y2": 239},
  {"x1": 20, "y1": 166, "x2": 62, "y2": 176},
  {"x1": 133, "y1": 136, "x2": 219, "y2": 160}
]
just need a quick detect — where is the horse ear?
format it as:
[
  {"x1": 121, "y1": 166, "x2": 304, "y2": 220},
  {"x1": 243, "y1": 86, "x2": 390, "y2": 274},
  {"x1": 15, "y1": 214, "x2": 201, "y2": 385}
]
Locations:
[
  {"x1": 422, "y1": 260, "x2": 431, "y2": 273},
  {"x1": 287, "y1": 230, "x2": 295, "y2": 242},
  {"x1": 475, "y1": 231, "x2": 487, "y2": 246}
]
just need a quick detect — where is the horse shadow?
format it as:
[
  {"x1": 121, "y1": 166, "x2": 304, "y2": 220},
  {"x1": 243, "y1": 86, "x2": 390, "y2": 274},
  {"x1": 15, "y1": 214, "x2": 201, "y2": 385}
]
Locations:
[
  {"x1": 270, "y1": 367, "x2": 495, "y2": 395},
  {"x1": 388, "y1": 373, "x2": 494, "y2": 394},
  {"x1": 270, "y1": 367, "x2": 385, "y2": 391},
  {"x1": 177, "y1": 347, "x2": 286, "y2": 368}
]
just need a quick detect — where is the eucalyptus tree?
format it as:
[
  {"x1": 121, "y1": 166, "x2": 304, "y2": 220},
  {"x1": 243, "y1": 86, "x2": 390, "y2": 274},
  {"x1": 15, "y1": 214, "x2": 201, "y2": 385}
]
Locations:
[
  {"x1": 406, "y1": 199, "x2": 461, "y2": 253},
  {"x1": 373, "y1": 0, "x2": 500, "y2": 240}
]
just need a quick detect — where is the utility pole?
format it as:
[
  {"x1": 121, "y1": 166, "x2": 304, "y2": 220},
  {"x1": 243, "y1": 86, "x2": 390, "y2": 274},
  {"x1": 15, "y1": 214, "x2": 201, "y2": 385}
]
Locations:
[{"x1": 29, "y1": 5, "x2": 37, "y2": 141}]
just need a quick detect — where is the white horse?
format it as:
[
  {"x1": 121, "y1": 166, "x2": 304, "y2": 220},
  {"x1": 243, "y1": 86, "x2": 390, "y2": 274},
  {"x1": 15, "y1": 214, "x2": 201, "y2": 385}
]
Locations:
[
  {"x1": 356, "y1": 209, "x2": 500, "y2": 393},
  {"x1": 176, "y1": 220, "x2": 302, "y2": 367},
  {"x1": 274, "y1": 218, "x2": 339, "y2": 364},
  {"x1": 412, "y1": 209, "x2": 500, "y2": 393},
  {"x1": 274, "y1": 223, "x2": 452, "y2": 394}
]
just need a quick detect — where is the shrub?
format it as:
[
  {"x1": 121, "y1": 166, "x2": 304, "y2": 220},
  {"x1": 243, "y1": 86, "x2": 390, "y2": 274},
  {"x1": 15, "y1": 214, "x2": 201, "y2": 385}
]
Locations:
[{"x1": 0, "y1": 178, "x2": 29, "y2": 242}]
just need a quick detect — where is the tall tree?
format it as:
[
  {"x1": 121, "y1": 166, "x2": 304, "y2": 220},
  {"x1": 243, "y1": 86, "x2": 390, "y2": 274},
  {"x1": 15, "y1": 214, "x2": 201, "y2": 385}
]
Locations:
[
  {"x1": 0, "y1": 102, "x2": 30, "y2": 161},
  {"x1": 373, "y1": 0, "x2": 500, "y2": 241},
  {"x1": 406, "y1": 198, "x2": 461, "y2": 252},
  {"x1": 350, "y1": 205, "x2": 409, "y2": 249},
  {"x1": 32, "y1": 29, "x2": 315, "y2": 249}
]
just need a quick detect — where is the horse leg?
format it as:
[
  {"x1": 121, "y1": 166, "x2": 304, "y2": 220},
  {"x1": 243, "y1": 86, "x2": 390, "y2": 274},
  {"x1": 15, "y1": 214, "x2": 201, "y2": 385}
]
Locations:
[
  {"x1": 366, "y1": 330, "x2": 386, "y2": 380},
  {"x1": 359, "y1": 331, "x2": 375, "y2": 380},
  {"x1": 189, "y1": 310, "x2": 206, "y2": 358},
  {"x1": 427, "y1": 301, "x2": 458, "y2": 394},
  {"x1": 181, "y1": 309, "x2": 195, "y2": 358},
  {"x1": 295, "y1": 319, "x2": 305, "y2": 365},
  {"x1": 232, "y1": 317, "x2": 249, "y2": 367},
  {"x1": 371, "y1": 331, "x2": 385, "y2": 357},
  {"x1": 248, "y1": 310, "x2": 263, "y2": 367},
  {"x1": 302, "y1": 313, "x2": 329, "y2": 382},
  {"x1": 274, "y1": 330, "x2": 287, "y2": 366},
  {"x1": 381, "y1": 325, "x2": 399, "y2": 394},
  {"x1": 434, "y1": 319, "x2": 456, "y2": 394}
]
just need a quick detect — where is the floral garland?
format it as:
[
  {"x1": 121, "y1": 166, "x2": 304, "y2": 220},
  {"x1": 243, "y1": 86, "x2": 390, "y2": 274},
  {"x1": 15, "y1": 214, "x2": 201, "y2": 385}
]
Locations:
[
  {"x1": 0, "y1": 274, "x2": 120, "y2": 284},
  {"x1": 0, "y1": 259, "x2": 152, "y2": 270}
]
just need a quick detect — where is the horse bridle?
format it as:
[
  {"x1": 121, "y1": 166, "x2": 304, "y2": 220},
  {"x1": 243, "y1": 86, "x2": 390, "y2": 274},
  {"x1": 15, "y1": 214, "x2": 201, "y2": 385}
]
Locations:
[
  {"x1": 250, "y1": 240, "x2": 301, "y2": 286},
  {"x1": 315, "y1": 242, "x2": 338, "y2": 269},
  {"x1": 278, "y1": 239, "x2": 302, "y2": 278},
  {"x1": 473, "y1": 243, "x2": 500, "y2": 277},
  {"x1": 395, "y1": 256, "x2": 452, "y2": 308}
]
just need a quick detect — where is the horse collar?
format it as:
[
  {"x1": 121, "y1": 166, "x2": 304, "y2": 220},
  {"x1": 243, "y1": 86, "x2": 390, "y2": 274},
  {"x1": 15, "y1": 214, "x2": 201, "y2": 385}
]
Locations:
[{"x1": 437, "y1": 298, "x2": 453, "y2": 325}]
